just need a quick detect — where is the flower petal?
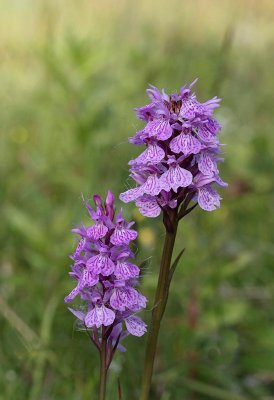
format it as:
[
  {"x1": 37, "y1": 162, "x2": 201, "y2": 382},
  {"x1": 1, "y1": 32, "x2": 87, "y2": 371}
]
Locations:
[
  {"x1": 198, "y1": 153, "x2": 218, "y2": 176},
  {"x1": 141, "y1": 174, "x2": 163, "y2": 196},
  {"x1": 79, "y1": 270, "x2": 99, "y2": 288},
  {"x1": 206, "y1": 118, "x2": 221, "y2": 134},
  {"x1": 110, "y1": 228, "x2": 138, "y2": 245},
  {"x1": 110, "y1": 287, "x2": 138, "y2": 311},
  {"x1": 64, "y1": 286, "x2": 80, "y2": 303},
  {"x1": 214, "y1": 175, "x2": 228, "y2": 187},
  {"x1": 143, "y1": 119, "x2": 173, "y2": 141},
  {"x1": 135, "y1": 103, "x2": 156, "y2": 122},
  {"x1": 73, "y1": 238, "x2": 86, "y2": 259},
  {"x1": 130, "y1": 143, "x2": 165, "y2": 165},
  {"x1": 170, "y1": 133, "x2": 201, "y2": 155},
  {"x1": 135, "y1": 195, "x2": 161, "y2": 217},
  {"x1": 85, "y1": 305, "x2": 115, "y2": 328},
  {"x1": 180, "y1": 98, "x2": 202, "y2": 119},
  {"x1": 125, "y1": 316, "x2": 147, "y2": 337},
  {"x1": 68, "y1": 307, "x2": 85, "y2": 322},
  {"x1": 197, "y1": 185, "x2": 221, "y2": 211},
  {"x1": 197, "y1": 125, "x2": 218, "y2": 143},
  {"x1": 87, "y1": 254, "x2": 115, "y2": 276},
  {"x1": 119, "y1": 187, "x2": 142, "y2": 203},
  {"x1": 114, "y1": 261, "x2": 140, "y2": 280},
  {"x1": 87, "y1": 222, "x2": 108, "y2": 240},
  {"x1": 130, "y1": 292, "x2": 148, "y2": 311},
  {"x1": 194, "y1": 172, "x2": 216, "y2": 188},
  {"x1": 161, "y1": 165, "x2": 193, "y2": 192},
  {"x1": 180, "y1": 97, "x2": 220, "y2": 119}
]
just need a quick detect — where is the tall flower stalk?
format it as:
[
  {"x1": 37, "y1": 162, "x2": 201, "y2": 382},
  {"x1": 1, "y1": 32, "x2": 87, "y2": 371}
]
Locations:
[
  {"x1": 120, "y1": 80, "x2": 227, "y2": 399},
  {"x1": 64, "y1": 191, "x2": 147, "y2": 400}
]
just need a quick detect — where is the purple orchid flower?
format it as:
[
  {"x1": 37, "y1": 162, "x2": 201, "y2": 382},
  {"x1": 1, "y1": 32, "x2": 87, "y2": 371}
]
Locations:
[
  {"x1": 65, "y1": 191, "x2": 147, "y2": 364},
  {"x1": 120, "y1": 79, "x2": 227, "y2": 219}
]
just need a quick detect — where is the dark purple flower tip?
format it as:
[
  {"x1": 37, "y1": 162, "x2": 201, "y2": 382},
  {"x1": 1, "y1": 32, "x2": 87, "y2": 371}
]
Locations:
[
  {"x1": 93, "y1": 194, "x2": 103, "y2": 208},
  {"x1": 105, "y1": 190, "x2": 115, "y2": 220}
]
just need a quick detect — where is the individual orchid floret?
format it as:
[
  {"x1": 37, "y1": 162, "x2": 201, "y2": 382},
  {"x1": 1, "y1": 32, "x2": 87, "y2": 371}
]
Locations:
[
  {"x1": 196, "y1": 185, "x2": 221, "y2": 212},
  {"x1": 64, "y1": 191, "x2": 147, "y2": 367},
  {"x1": 160, "y1": 155, "x2": 193, "y2": 193},
  {"x1": 110, "y1": 210, "x2": 138, "y2": 245},
  {"x1": 120, "y1": 80, "x2": 227, "y2": 223}
]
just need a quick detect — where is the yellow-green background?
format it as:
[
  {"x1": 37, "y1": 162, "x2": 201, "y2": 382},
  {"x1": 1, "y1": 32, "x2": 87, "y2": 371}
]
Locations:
[{"x1": 1, "y1": 1, "x2": 274, "y2": 399}]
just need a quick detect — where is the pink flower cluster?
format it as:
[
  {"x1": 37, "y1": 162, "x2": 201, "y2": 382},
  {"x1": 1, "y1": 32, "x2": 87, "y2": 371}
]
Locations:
[
  {"x1": 65, "y1": 191, "x2": 147, "y2": 352},
  {"x1": 120, "y1": 80, "x2": 227, "y2": 217}
]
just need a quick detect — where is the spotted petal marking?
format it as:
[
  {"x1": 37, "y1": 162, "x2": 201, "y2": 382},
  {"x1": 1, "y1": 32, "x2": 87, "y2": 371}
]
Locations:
[
  {"x1": 131, "y1": 143, "x2": 165, "y2": 165},
  {"x1": 125, "y1": 316, "x2": 147, "y2": 337},
  {"x1": 85, "y1": 305, "x2": 115, "y2": 328},
  {"x1": 197, "y1": 125, "x2": 218, "y2": 143},
  {"x1": 161, "y1": 165, "x2": 193, "y2": 192},
  {"x1": 131, "y1": 292, "x2": 147, "y2": 310},
  {"x1": 143, "y1": 119, "x2": 173, "y2": 141},
  {"x1": 206, "y1": 118, "x2": 221, "y2": 134},
  {"x1": 198, "y1": 153, "x2": 218, "y2": 176},
  {"x1": 79, "y1": 270, "x2": 99, "y2": 288},
  {"x1": 181, "y1": 97, "x2": 220, "y2": 119},
  {"x1": 119, "y1": 187, "x2": 142, "y2": 203},
  {"x1": 197, "y1": 185, "x2": 221, "y2": 211},
  {"x1": 87, "y1": 254, "x2": 115, "y2": 276},
  {"x1": 110, "y1": 228, "x2": 138, "y2": 245},
  {"x1": 87, "y1": 222, "x2": 108, "y2": 240},
  {"x1": 110, "y1": 287, "x2": 138, "y2": 311},
  {"x1": 135, "y1": 195, "x2": 161, "y2": 217},
  {"x1": 114, "y1": 261, "x2": 140, "y2": 280},
  {"x1": 180, "y1": 98, "x2": 203, "y2": 119},
  {"x1": 170, "y1": 133, "x2": 201, "y2": 155},
  {"x1": 141, "y1": 174, "x2": 163, "y2": 196}
]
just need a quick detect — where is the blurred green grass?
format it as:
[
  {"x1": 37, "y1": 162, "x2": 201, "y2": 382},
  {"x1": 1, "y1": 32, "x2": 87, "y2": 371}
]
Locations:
[{"x1": 1, "y1": 1, "x2": 274, "y2": 399}]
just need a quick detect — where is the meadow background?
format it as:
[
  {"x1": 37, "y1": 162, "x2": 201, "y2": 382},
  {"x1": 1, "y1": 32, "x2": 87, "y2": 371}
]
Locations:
[{"x1": 1, "y1": 1, "x2": 274, "y2": 399}]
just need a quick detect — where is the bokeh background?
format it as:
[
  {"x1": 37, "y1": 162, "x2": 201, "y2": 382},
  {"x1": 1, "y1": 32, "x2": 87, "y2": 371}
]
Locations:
[{"x1": 1, "y1": 1, "x2": 274, "y2": 399}]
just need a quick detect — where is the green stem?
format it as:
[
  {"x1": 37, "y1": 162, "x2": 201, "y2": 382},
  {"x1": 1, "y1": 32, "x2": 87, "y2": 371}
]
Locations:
[
  {"x1": 99, "y1": 335, "x2": 108, "y2": 400},
  {"x1": 140, "y1": 213, "x2": 178, "y2": 400}
]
